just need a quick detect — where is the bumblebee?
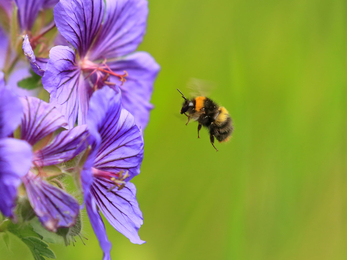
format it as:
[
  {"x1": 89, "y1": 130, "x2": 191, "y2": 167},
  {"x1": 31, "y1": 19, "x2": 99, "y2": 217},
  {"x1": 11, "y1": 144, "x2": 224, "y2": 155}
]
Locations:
[{"x1": 177, "y1": 89, "x2": 233, "y2": 151}]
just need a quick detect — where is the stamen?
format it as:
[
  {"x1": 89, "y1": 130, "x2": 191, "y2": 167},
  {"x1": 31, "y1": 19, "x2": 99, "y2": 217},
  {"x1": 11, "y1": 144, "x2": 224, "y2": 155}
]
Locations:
[
  {"x1": 104, "y1": 81, "x2": 116, "y2": 86},
  {"x1": 33, "y1": 161, "x2": 46, "y2": 178},
  {"x1": 28, "y1": 22, "x2": 56, "y2": 50},
  {"x1": 81, "y1": 58, "x2": 128, "y2": 89},
  {"x1": 92, "y1": 168, "x2": 130, "y2": 191},
  {"x1": 107, "y1": 170, "x2": 129, "y2": 192},
  {"x1": 97, "y1": 68, "x2": 127, "y2": 85}
]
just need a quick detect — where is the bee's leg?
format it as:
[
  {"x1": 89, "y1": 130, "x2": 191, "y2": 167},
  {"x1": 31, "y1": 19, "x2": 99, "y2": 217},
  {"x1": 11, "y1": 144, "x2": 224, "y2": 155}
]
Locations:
[
  {"x1": 197, "y1": 123, "x2": 202, "y2": 138},
  {"x1": 210, "y1": 134, "x2": 218, "y2": 152},
  {"x1": 185, "y1": 116, "x2": 191, "y2": 125}
]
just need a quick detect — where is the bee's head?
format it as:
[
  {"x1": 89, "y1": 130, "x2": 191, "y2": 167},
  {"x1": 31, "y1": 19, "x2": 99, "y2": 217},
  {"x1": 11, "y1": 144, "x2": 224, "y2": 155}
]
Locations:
[
  {"x1": 180, "y1": 100, "x2": 190, "y2": 114},
  {"x1": 177, "y1": 88, "x2": 193, "y2": 114}
]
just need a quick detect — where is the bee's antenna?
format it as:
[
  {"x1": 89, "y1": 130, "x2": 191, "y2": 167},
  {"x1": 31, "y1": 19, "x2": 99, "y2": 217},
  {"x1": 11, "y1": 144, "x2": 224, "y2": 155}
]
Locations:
[{"x1": 177, "y1": 88, "x2": 187, "y2": 101}]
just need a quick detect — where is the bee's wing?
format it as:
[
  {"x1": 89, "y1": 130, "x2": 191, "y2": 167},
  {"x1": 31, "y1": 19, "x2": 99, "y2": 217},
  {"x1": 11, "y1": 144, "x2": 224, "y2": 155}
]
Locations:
[{"x1": 187, "y1": 78, "x2": 216, "y2": 97}]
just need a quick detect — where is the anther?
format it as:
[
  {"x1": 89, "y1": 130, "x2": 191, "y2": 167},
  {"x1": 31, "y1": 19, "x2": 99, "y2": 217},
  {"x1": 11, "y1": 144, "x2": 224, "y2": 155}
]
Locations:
[{"x1": 107, "y1": 170, "x2": 129, "y2": 192}]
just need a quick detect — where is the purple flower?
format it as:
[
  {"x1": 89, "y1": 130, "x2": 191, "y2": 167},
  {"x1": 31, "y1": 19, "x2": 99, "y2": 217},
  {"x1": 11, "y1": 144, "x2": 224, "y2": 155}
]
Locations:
[
  {"x1": 14, "y1": 0, "x2": 59, "y2": 31},
  {"x1": 0, "y1": 0, "x2": 58, "y2": 95},
  {"x1": 22, "y1": 35, "x2": 48, "y2": 76},
  {"x1": 0, "y1": 86, "x2": 87, "y2": 231},
  {"x1": 0, "y1": 72, "x2": 5, "y2": 88},
  {"x1": 0, "y1": 25, "x2": 34, "y2": 96},
  {"x1": 42, "y1": 0, "x2": 160, "y2": 129},
  {"x1": 0, "y1": 87, "x2": 32, "y2": 218},
  {"x1": 0, "y1": 0, "x2": 59, "y2": 50},
  {"x1": 82, "y1": 87, "x2": 145, "y2": 259},
  {"x1": 0, "y1": 0, "x2": 12, "y2": 20},
  {"x1": 15, "y1": 0, "x2": 58, "y2": 76},
  {"x1": 0, "y1": 28, "x2": 8, "y2": 70}
]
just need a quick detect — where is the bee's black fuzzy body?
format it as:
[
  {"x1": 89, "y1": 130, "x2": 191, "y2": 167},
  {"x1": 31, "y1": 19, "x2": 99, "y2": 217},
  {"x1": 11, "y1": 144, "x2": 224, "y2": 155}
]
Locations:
[{"x1": 178, "y1": 89, "x2": 233, "y2": 151}]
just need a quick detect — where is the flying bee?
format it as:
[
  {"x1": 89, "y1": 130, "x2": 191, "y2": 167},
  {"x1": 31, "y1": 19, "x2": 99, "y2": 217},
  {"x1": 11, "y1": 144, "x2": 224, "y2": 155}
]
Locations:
[{"x1": 177, "y1": 88, "x2": 233, "y2": 151}]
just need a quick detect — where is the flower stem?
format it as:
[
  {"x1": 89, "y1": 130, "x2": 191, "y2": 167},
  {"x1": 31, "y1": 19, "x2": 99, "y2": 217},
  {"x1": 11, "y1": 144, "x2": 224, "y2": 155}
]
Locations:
[{"x1": 3, "y1": 41, "x2": 19, "y2": 81}]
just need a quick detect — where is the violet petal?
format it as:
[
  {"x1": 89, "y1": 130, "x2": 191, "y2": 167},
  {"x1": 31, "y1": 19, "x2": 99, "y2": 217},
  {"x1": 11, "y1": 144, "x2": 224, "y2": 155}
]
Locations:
[
  {"x1": 0, "y1": 138, "x2": 32, "y2": 218},
  {"x1": 14, "y1": 0, "x2": 45, "y2": 31},
  {"x1": 87, "y1": 86, "x2": 121, "y2": 144},
  {"x1": 34, "y1": 125, "x2": 88, "y2": 166},
  {"x1": 92, "y1": 179, "x2": 145, "y2": 244},
  {"x1": 20, "y1": 96, "x2": 68, "y2": 146},
  {"x1": 108, "y1": 51, "x2": 160, "y2": 130},
  {"x1": 23, "y1": 171, "x2": 80, "y2": 232},
  {"x1": 54, "y1": 32, "x2": 70, "y2": 47},
  {"x1": 88, "y1": 87, "x2": 144, "y2": 180},
  {"x1": 43, "y1": 0, "x2": 58, "y2": 9},
  {"x1": 0, "y1": 27, "x2": 8, "y2": 69},
  {"x1": 22, "y1": 35, "x2": 48, "y2": 76},
  {"x1": 42, "y1": 45, "x2": 91, "y2": 127},
  {"x1": 90, "y1": 0, "x2": 148, "y2": 60},
  {"x1": 86, "y1": 195, "x2": 112, "y2": 260},
  {"x1": 0, "y1": 0, "x2": 13, "y2": 17},
  {"x1": 95, "y1": 109, "x2": 144, "y2": 180},
  {"x1": 0, "y1": 71, "x2": 5, "y2": 88},
  {"x1": 80, "y1": 125, "x2": 101, "y2": 206},
  {"x1": 0, "y1": 87, "x2": 23, "y2": 138},
  {"x1": 53, "y1": 0, "x2": 105, "y2": 57}
]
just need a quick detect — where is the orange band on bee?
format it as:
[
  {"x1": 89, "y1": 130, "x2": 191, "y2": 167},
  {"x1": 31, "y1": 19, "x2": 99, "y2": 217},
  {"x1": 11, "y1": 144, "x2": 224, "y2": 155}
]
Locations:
[{"x1": 195, "y1": 96, "x2": 206, "y2": 112}]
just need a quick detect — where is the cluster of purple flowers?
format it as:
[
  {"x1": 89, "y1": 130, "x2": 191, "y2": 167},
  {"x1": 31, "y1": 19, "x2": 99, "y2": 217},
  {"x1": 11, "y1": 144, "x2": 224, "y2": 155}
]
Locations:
[{"x1": 0, "y1": 0, "x2": 159, "y2": 259}]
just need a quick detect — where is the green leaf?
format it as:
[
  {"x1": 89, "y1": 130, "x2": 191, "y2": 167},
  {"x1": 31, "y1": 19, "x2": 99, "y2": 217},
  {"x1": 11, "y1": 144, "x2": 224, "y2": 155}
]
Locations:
[
  {"x1": 0, "y1": 219, "x2": 10, "y2": 232},
  {"x1": 2, "y1": 232, "x2": 10, "y2": 249},
  {"x1": 7, "y1": 222, "x2": 56, "y2": 259},
  {"x1": 18, "y1": 198, "x2": 36, "y2": 222},
  {"x1": 7, "y1": 222, "x2": 42, "y2": 239},
  {"x1": 30, "y1": 219, "x2": 63, "y2": 244},
  {"x1": 17, "y1": 70, "x2": 42, "y2": 90},
  {"x1": 22, "y1": 237, "x2": 56, "y2": 260}
]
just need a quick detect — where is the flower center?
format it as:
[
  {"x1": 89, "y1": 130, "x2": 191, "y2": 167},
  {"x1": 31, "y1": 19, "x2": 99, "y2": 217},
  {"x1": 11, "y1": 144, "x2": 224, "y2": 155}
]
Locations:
[
  {"x1": 92, "y1": 168, "x2": 129, "y2": 191},
  {"x1": 80, "y1": 58, "x2": 128, "y2": 91}
]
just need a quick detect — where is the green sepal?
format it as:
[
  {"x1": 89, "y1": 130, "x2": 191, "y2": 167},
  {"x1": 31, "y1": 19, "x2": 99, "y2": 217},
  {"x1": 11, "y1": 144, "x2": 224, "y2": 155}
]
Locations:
[
  {"x1": 57, "y1": 213, "x2": 84, "y2": 246},
  {"x1": 17, "y1": 70, "x2": 42, "y2": 90}
]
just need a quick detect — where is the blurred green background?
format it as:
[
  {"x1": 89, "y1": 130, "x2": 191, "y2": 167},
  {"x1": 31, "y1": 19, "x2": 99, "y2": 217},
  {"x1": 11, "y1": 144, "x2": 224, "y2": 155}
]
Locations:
[{"x1": 2, "y1": 0, "x2": 347, "y2": 259}]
